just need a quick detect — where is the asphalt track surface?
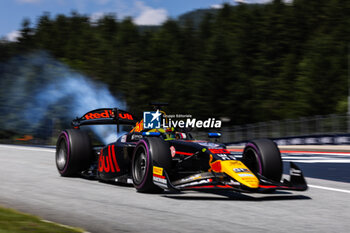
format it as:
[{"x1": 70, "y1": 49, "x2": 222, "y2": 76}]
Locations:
[{"x1": 1, "y1": 144, "x2": 350, "y2": 233}]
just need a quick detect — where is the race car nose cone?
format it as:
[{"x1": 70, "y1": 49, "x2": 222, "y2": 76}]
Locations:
[{"x1": 221, "y1": 160, "x2": 259, "y2": 189}]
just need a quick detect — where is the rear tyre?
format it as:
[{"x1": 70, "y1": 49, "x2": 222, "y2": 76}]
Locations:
[
  {"x1": 132, "y1": 137, "x2": 171, "y2": 193},
  {"x1": 56, "y1": 129, "x2": 93, "y2": 177},
  {"x1": 242, "y1": 139, "x2": 283, "y2": 182}
]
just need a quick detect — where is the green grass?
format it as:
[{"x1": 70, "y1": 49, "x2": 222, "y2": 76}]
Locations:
[{"x1": 0, "y1": 206, "x2": 84, "y2": 233}]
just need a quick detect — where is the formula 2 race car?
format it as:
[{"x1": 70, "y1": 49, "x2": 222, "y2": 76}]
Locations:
[{"x1": 55, "y1": 106, "x2": 307, "y2": 193}]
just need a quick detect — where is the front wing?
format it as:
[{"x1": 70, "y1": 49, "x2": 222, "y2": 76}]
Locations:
[{"x1": 153, "y1": 162, "x2": 308, "y2": 193}]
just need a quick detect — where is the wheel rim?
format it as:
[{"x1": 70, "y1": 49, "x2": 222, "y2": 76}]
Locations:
[
  {"x1": 133, "y1": 149, "x2": 147, "y2": 184},
  {"x1": 56, "y1": 140, "x2": 67, "y2": 170}
]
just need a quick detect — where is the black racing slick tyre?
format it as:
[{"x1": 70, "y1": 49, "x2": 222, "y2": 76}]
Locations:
[
  {"x1": 242, "y1": 139, "x2": 283, "y2": 183},
  {"x1": 56, "y1": 129, "x2": 93, "y2": 177},
  {"x1": 131, "y1": 137, "x2": 172, "y2": 193}
]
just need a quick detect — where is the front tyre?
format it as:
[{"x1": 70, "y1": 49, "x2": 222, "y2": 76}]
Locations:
[
  {"x1": 56, "y1": 129, "x2": 92, "y2": 177},
  {"x1": 242, "y1": 139, "x2": 283, "y2": 183},
  {"x1": 131, "y1": 138, "x2": 171, "y2": 193}
]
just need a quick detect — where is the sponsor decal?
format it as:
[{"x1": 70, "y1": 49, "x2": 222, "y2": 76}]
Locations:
[
  {"x1": 98, "y1": 145, "x2": 120, "y2": 173},
  {"x1": 121, "y1": 134, "x2": 127, "y2": 143},
  {"x1": 238, "y1": 173, "x2": 255, "y2": 177},
  {"x1": 153, "y1": 176, "x2": 167, "y2": 184},
  {"x1": 290, "y1": 168, "x2": 301, "y2": 176},
  {"x1": 225, "y1": 180, "x2": 240, "y2": 186},
  {"x1": 85, "y1": 110, "x2": 113, "y2": 119},
  {"x1": 177, "y1": 179, "x2": 212, "y2": 188},
  {"x1": 131, "y1": 134, "x2": 143, "y2": 140},
  {"x1": 215, "y1": 154, "x2": 231, "y2": 160},
  {"x1": 209, "y1": 149, "x2": 230, "y2": 154},
  {"x1": 119, "y1": 113, "x2": 133, "y2": 120},
  {"x1": 144, "y1": 110, "x2": 162, "y2": 129},
  {"x1": 153, "y1": 166, "x2": 163, "y2": 176},
  {"x1": 242, "y1": 177, "x2": 258, "y2": 182},
  {"x1": 197, "y1": 142, "x2": 221, "y2": 148},
  {"x1": 153, "y1": 166, "x2": 167, "y2": 188},
  {"x1": 208, "y1": 155, "x2": 222, "y2": 173},
  {"x1": 233, "y1": 168, "x2": 250, "y2": 173},
  {"x1": 84, "y1": 110, "x2": 133, "y2": 120},
  {"x1": 179, "y1": 174, "x2": 203, "y2": 183}
]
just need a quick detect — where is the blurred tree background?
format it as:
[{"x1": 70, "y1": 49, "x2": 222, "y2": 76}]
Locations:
[{"x1": 1, "y1": 0, "x2": 349, "y2": 125}]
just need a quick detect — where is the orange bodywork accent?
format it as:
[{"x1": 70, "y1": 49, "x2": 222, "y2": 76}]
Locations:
[{"x1": 130, "y1": 119, "x2": 144, "y2": 132}]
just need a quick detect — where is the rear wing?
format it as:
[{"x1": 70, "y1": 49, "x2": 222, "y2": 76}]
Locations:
[{"x1": 71, "y1": 108, "x2": 138, "y2": 130}]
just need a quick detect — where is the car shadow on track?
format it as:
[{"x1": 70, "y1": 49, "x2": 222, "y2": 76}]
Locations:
[
  {"x1": 77, "y1": 176, "x2": 311, "y2": 201},
  {"x1": 162, "y1": 190, "x2": 311, "y2": 201}
]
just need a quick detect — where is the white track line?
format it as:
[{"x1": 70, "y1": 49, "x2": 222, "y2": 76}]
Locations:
[
  {"x1": 282, "y1": 156, "x2": 350, "y2": 159},
  {"x1": 309, "y1": 184, "x2": 350, "y2": 194},
  {"x1": 41, "y1": 220, "x2": 90, "y2": 233},
  {"x1": 285, "y1": 152, "x2": 350, "y2": 156},
  {"x1": 284, "y1": 159, "x2": 350, "y2": 163},
  {"x1": 0, "y1": 144, "x2": 55, "y2": 153}
]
